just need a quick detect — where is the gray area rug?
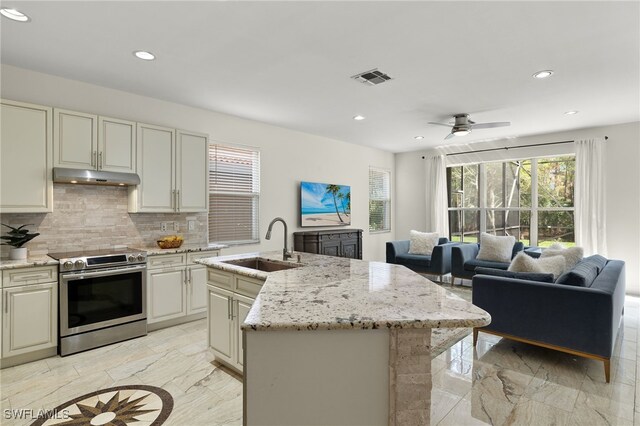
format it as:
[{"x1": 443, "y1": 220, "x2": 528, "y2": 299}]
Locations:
[{"x1": 429, "y1": 281, "x2": 473, "y2": 358}]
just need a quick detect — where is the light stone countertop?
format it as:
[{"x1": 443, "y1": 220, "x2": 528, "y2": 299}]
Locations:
[
  {"x1": 196, "y1": 251, "x2": 491, "y2": 332},
  {"x1": 0, "y1": 255, "x2": 59, "y2": 270},
  {"x1": 132, "y1": 243, "x2": 227, "y2": 256}
]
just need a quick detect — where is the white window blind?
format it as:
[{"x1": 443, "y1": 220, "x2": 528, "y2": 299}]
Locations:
[
  {"x1": 369, "y1": 168, "x2": 391, "y2": 232},
  {"x1": 209, "y1": 144, "x2": 260, "y2": 244}
]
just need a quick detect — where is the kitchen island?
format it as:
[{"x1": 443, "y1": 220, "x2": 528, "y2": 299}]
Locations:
[{"x1": 197, "y1": 251, "x2": 490, "y2": 426}]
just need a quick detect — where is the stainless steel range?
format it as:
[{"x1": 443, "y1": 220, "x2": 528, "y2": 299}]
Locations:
[{"x1": 49, "y1": 248, "x2": 148, "y2": 356}]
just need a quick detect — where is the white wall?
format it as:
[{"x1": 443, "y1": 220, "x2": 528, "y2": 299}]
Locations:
[
  {"x1": 395, "y1": 122, "x2": 640, "y2": 296},
  {"x1": 1, "y1": 65, "x2": 395, "y2": 261}
]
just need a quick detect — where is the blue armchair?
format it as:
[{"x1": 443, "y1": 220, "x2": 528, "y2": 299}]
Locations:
[
  {"x1": 386, "y1": 238, "x2": 457, "y2": 280},
  {"x1": 451, "y1": 241, "x2": 525, "y2": 282}
]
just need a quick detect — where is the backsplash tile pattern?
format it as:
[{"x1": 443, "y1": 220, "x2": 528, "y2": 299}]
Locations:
[{"x1": 0, "y1": 184, "x2": 207, "y2": 256}]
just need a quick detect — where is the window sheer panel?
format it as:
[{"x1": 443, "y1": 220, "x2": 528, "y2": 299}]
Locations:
[
  {"x1": 369, "y1": 168, "x2": 391, "y2": 232},
  {"x1": 209, "y1": 145, "x2": 260, "y2": 244}
]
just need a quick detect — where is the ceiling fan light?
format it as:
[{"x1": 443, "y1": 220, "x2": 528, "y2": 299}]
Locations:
[{"x1": 452, "y1": 129, "x2": 470, "y2": 136}]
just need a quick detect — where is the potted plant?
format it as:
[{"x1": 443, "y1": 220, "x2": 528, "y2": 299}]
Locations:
[{"x1": 1, "y1": 224, "x2": 40, "y2": 260}]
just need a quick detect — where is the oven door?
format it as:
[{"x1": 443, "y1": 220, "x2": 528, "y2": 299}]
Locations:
[{"x1": 59, "y1": 264, "x2": 147, "y2": 337}]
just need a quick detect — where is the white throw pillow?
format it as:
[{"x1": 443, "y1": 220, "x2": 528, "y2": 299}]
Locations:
[
  {"x1": 408, "y1": 230, "x2": 439, "y2": 255},
  {"x1": 508, "y1": 252, "x2": 566, "y2": 280},
  {"x1": 476, "y1": 233, "x2": 516, "y2": 263},
  {"x1": 540, "y1": 243, "x2": 584, "y2": 273}
]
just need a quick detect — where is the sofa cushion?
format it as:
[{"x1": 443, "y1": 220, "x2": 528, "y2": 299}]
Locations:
[
  {"x1": 540, "y1": 243, "x2": 584, "y2": 273},
  {"x1": 556, "y1": 258, "x2": 600, "y2": 287},
  {"x1": 464, "y1": 258, "x2": 510, "y2": 272},
  {"x1": 508, "y1": 252, "x2": 566, "y2": 280},
  {"x1": 396, "y1": 253, "x2": 431, "y2": 267},
  {"x1": 408, "y1": 230, "x2": 439, "y2": 255},
  {"x1": 477, "y1": 233, "x2": 516, "y2": 263},
  {"x1": 475, "y1": 267, "x2": 555, "y2": 283},
  {"x1": 584, "y1": 254, "x2": 608, "y2": 274}
]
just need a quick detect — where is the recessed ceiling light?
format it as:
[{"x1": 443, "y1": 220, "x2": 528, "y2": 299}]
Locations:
[
  {"x1": 353, "y1": 115, "x2": 365, "y2": 121},
  {"x1": 564, "y1": 110, "x2": 579, "y2": 115},
  {"x1": 0, "y1": 7, "x2": 30, "y2": 22},
  {"x1": 532, "y1": 70, "x2": 554, "y2": 79},
  {"x1": 414, "y1": 136, "x2": 424, "y2": 140},
  {"x1": 70, "y1": 180, "x2": 77, "y2": 184},
  {"x1": 133, "y1": 50, "x2": 155, "y2": 61}
]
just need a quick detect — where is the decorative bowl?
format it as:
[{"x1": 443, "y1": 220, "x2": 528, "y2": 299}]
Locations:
[{"x1": 156, "y1": 239, "x2": 183, "y2": 249}]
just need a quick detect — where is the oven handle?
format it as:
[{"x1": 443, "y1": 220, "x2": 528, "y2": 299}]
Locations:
[{"x1": 61, "y1": 264, "x2": 147, "y2": 280}]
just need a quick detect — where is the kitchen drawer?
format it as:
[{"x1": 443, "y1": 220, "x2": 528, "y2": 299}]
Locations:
[
  {"x1": 321, "y1": 233, "x2": 341, "y2": 241},
  {"x1": 235, "y1": 275, "x2": 264, "y2": 298},
  {"x1": 2, "y1": 265, "x2": 58, "y2": 288},
  {"x1": 340, "y1": 232, "x2": 358, "y2": 240},
  {"x1": 187, "y1": 250, "x2": 219, "y2": 265},
  {"x1": 147, "y1": 253, "x2": 186, "y2": 269},
  {"x1": 208, "y1": 268, "x2": 233, "y2": 290}
]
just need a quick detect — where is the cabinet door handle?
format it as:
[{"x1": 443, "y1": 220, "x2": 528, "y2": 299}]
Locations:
[
  {"x1": 99, "y1": 152, "x2": 103, "y2": 169},
  {"x1": 4, "y1": 291, "x2": 8, "y2": 314},
  {"x1": 176, "y1": 190, "x2": 180, "y2": 212},
  {"x1": 230, "y1": 298, "x2": 234, "y2": 319},
  {"x1": 171, "y1": 190, "x2": 175, "y2": 209},
  {"x1": 188, "y1": 268, "x2": 192, "y2": 284},
  {"x1": 227, "y1": 297, "x2": 232, "y2": 320},
  {"x1": 91, "y1": 150, "x2": 97, "y2": 167}
]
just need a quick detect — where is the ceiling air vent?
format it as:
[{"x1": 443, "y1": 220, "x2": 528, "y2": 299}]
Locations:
[{"x1": 351, "y1": 68, "x2": 393, "y2": 86}]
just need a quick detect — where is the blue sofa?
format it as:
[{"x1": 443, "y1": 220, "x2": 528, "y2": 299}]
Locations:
[
  {"x1": 386, "y1": 238, "x2": 457, "y2": 280},
  {"x1": 451, "y1": 241, "x2": 525, "y2": 281},
  {"x1": 472, "y1": 257, "x2": 626, "y2": 382}
]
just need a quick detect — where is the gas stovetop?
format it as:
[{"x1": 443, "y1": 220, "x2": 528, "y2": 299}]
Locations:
[{"x1": 49, "y1": 247, "x2": 147, "y2": 272}]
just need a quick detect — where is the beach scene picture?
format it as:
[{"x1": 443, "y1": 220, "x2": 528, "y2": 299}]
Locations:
[{"x1": 301, "y1": 181, "x2": 351, "y2": 227}]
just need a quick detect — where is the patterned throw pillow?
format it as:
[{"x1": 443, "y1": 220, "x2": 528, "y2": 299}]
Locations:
[
  {"x1": 508, "y1": 252, "x2": 566, "y2": 280},
  {"x1": 476, "y1": 233, "x2": 516, "y2": 263},
  {"x1": 408, "y1": 230, "x2": 439, "y2": 255}
]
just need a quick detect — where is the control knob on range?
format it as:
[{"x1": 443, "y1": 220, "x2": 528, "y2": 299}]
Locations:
[
  {"x1": 128, "y1": 255, "x2": 136, "y2": 263},
  {"x1": 74, "y1": 260, "x2": 85, "y2": 269},
  {"x1": 63, "y1": 261, "x2": 73, "y2": 270},
  {"x1": 137, "y1": 254, "x2": 145, "y2": 262}
]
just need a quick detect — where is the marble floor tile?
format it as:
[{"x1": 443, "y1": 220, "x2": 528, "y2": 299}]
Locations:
[{"x1": 1, "y1": 294, "x2": 639, "y2": 425}]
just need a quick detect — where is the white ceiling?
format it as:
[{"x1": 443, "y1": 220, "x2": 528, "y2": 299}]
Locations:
[{"x1": 1, "y1": 1, "x2": 638, "y2": 153}]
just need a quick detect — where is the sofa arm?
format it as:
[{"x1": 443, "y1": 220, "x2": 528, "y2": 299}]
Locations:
[
  {"x1": 451, "y1": 243, "x2": 479, "y2": 277},
  {"x1": 472, "y1": 275, "x2": 615, "y2": 358},
  {"x1": 386, "y1": 240, "x2": 410, "y2": 264},
  {"x1": 430, "y1": 242, "x2": 457, "y2": 275}
]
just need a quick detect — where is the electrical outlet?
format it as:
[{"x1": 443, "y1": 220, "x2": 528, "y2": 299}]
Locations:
[
  {"x1": 160, "y1": 222, "x2": 168, "y2": 232},
  {"x1": 188, "y1": 220, "x2": 196, "y2": 231},
  {"x1": 170, "y1": 221, "x2": 177, "y2": 232}
]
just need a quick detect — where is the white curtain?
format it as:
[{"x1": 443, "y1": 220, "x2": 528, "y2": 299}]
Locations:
[
  {"x1": 425, "y1": 154, "x2": 450, "y2": 237},
  {"x1": 574, "y1": 138, "x2": 607, "y2": 255}
]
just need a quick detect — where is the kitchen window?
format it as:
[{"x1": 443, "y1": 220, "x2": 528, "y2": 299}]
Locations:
[
  {"x1": 209, "y1": 144, "x2": 260, "y2": 245},
  {"x1": 369, "y1": 167, "x2": 391, "y2": 233}
]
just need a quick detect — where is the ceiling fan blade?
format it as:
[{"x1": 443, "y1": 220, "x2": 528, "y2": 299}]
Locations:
[
  {"x1": 444, "y1": 132, "x2": 456, "y2": 140},
  {"x1": 428, "y1": 122, "x2": 453, "y2": 128},
  {"x1": 471, "y1": 121, "x2": 511, "y2": 129}
]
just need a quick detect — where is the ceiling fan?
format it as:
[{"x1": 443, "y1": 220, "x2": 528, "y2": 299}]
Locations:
[{"x1": 428, "y1": 113, "x2": 510, "y2": 140}]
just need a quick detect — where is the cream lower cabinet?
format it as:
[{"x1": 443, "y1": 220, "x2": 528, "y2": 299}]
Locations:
[
  {"x1": 1, "y1": 266, "x2": 58, "y2": 359},
  {"x1": 147, "y1": 251, "x2": 219, "y2": 326},
  {"x1": 0, "y1": 99, "x2": 53, "y2": 213},
  {"x1": 207, "y1": 269, "x2": 263, "y2": 373}
]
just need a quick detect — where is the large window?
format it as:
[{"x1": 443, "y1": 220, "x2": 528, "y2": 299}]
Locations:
[
  {"x1": 369, "y1": 168, "x2": 391, "y2": 232},
  {"x1": 209, "y1": 144, "x2": 260, "y2": 244},
  {"x1": 447, "y1": 156, "x2": 575, "y2": 247}
]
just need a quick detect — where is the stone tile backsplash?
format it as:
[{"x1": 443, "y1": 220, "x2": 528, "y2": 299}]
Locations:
[{"x1": 0, "y1": 184, "x2": 208, "y2": 256}]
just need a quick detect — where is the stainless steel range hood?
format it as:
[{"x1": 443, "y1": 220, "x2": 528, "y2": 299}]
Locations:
[{"x1": 53, "y1": 168, "x2": 141, "y2": 186}]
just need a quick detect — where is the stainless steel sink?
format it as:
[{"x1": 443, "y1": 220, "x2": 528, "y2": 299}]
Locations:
[{"x1": 222, "y1": 257, "x2": 301, "y2": 272}]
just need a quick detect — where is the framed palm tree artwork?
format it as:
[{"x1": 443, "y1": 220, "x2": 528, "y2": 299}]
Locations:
[{"x1": 300, "y1": 181, "x2": 351, "y2": 227}]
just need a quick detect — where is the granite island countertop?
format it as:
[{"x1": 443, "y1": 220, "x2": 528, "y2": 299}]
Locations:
[
  {"x1": 196, "y1": 251, "x2": 491, "y2": 332},
  {"x1": 0, "y1": 255, "x2": 59, "y2": 270}
]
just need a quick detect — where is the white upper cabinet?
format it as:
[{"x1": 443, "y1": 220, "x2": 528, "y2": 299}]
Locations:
[
  {"x1": 0, "y1": 100, "x2": 53, "y2": 213},
  {"x1": 53, "y1": 109, "x2": 97, "y2": 169},
  {"x1": 98, "y1": 116, "x2": 136, "y2": 173},
  {"x1": 129, "y1": 125, "x2": 207, "y2": 213},
  {"x1": 54, "y1": 109, "x2": 136, "y2": 173},
  {"x1": 176, "y1": 130, "x2": 208, "y2": 212},
  {"x1": 131, "y1": 123, "x2": 175, "y2": 212}
]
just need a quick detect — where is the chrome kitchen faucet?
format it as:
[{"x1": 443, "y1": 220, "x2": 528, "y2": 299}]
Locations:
[{"x1": 265, "y1": 217, "x2": 292, "y2": 261}]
